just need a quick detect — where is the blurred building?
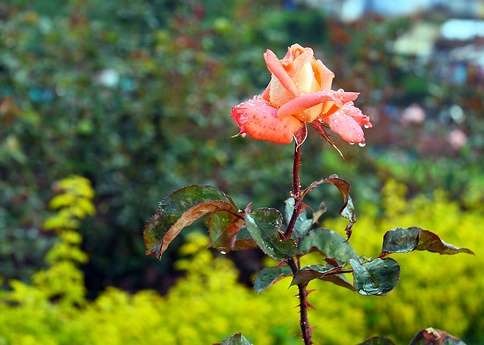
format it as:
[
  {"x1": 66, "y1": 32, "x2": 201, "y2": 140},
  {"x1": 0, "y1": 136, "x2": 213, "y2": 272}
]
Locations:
[
  {"x1": 300, "y1": 0, "x2": 484, "y2": 84},
  {"x1": 317, "y1": 1, "x2": 484, "y2": 84},
  {"x1": 301, "y1": 0, "x2": 484, "y2": 20},
  {"x1": 393, "y1": 23, "x2": 440, "y2": 60}
]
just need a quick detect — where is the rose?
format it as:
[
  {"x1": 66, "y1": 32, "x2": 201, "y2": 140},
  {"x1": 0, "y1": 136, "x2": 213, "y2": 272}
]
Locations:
[{"x1": 231, "y1": 44, "x2": 372, "y2": 145}]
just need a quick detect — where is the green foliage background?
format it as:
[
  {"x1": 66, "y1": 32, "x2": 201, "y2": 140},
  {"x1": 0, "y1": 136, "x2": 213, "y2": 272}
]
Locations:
[
  {"x1": 0, "y1": 0, "x2": 483, "y2": 343},
  {"x1": 2, "y1": 0, "x2": 482, "y2": 290}
]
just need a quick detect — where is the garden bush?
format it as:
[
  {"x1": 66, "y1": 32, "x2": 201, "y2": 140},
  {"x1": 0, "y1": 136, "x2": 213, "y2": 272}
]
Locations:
[{"x1": 0, "y1": 180, "x2": 481, "y2": 344}]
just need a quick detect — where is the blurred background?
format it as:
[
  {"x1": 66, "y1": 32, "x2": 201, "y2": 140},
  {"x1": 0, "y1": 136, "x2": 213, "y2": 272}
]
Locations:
[{"x1": 0, "y1": 0, "x2": 483, "y2": 344}]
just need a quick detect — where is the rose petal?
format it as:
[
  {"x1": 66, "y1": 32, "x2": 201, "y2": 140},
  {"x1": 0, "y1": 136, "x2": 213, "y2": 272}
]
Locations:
[
  {"x1": 261, "y1": 84, "x2": 270, "y2": 101},
  {"x1": 319, "y1": 90, "x2": 358, "y2": 117},
  {"x1": 292, "y1": 56, "x2": 318, "y2": 94},
  {"x1": 268, "y1": 74, "x2": 294, "y2": 107},
  {"x1": 341, "y1": 92, "x2": 359, "y2": 103},
  {"x1": 321, "y1": 102, "x2": 339, "y2": 117},
  {"x1": 282, "y1": 44, "x2": 307, "y2": 63},
  {"x1": 293, "y1": 47, "x2": 314, "y2": 65},
  {"x1": 312, "y1": 59, "x2": 335, "y2": 91},
  {"x1": 340, "y1": 103, "x2": 372, "y2": 128},
  {"x1": 325, "y1": 110, "x2": 365, "y2": 144},
  {"x1": 264, "y1": 49, "x2": 299, "y2": 97},
  {"x1": 277, "y1": 91, "x2": 344, "y2": 119},
  {"x1": 231, "y1": 97, "x2": 303, "y2": 144}
]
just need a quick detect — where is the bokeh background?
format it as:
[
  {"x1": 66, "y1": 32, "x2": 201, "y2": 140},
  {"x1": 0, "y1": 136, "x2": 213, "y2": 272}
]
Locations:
[{"x1": 0, "y1": 0, "x2": 483, "y2": 344}]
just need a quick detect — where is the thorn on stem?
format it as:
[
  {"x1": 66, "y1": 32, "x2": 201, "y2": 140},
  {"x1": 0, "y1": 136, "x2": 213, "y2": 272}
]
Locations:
[{"x1": 306, "y1": 289, "x2": 316, "y2": 295}]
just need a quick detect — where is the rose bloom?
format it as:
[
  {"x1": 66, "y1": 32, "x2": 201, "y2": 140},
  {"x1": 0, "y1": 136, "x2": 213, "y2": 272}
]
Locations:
[
  {"x1": 231, "y1": 44, "x2": 372, "y2": 145},
  {"x1": 401, "y1": 104, "x2": 426, "y2": 125},
  {"x1": 448, "y1": 129, "x2": 467, "y2": 150}
]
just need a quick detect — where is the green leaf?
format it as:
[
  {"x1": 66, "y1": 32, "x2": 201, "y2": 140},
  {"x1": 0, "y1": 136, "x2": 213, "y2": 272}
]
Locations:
[
  {"x1": 382, "y1": 227, "x2": 474, "y2": 256},
  {"x1": 304, "y1": 174, "x2": 356, "y2": 239},
  {"x1": 253, "y1": 265, "x2": 292, "y2": 293},
  {"x1": 350, "y1": 258, "x2": 400, "y2": 296},
  {"x1": 144, "y1": 185, "x2": 239, "y2": 259},
  {"x1": 207, "y1": 212, "x2": 254, "y2": 252},
  {"x1": 291, "y1": 264, "x2": 335, "y2": 285},
  {"x1": 320, "y1": 272, "x2": 354, "y2": 291},
  {"x1": 291, "y1": 264, "x2": 353, "y2": 290},
  {"x1": 298, "y1": 228, "x2": 357, "y2": 264},
  {"x1": 244, "y1": 208, "x2": 297, "y2": 260},
  {"x1": 219, "y1": 333, "x2": 253, "y2": 345},
  {"x1": 284, "y1": 197, "x2": 313, "y2": 239},
  {"x1": 409, "y1": 328, "x2": 466, "y2": 345},
  {"x1": 358, "y1": 336, "x2": 396, "y2": 345}
]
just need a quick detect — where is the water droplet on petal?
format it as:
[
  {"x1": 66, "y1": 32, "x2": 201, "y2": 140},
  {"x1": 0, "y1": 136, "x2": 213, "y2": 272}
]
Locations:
[
  {"x1": 364, "y1": 125, "x2": 370, "y2": 129},
  {"x1": 358, "y1": 142, "x2": 366, "y2": 147},
  {"x1": 241, "y1": 133, "x2": 247, "y2": 138},
  {"x1": 220, "y1": 250, "x2": 227, "y2": 255},
  {"x1": 349, "y1": 142, "x2": 355, "y2": 145}
]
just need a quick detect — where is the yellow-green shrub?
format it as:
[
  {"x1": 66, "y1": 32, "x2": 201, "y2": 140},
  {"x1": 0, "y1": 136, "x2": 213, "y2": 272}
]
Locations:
[
  {"x1": 318, "y1": 181, "x2": 483, "y2": 343},
  {"x1": 0, "y1": 181, "x2": 482, "y2": 345}
]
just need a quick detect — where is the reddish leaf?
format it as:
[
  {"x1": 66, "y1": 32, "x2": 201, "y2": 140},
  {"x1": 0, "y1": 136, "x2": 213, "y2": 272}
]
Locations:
[
  {"x1": 144, "y1": 185, "x2": 240, "y2": 259},
  {"x1": 292, "y1": 264, "x2": 354, "y2": 291},
  {"x1": 207, "y1": 212, "x2": 254, "y2": 252},
  {"x1": 409, "y1": 328, "x2": 466, "y2": 345},
  {"x1": 381, "y1": 227, "x2": 474, "y2": 256},
  {"x1": 303, "y1": 174, "x2": 356, "y2": 239}
]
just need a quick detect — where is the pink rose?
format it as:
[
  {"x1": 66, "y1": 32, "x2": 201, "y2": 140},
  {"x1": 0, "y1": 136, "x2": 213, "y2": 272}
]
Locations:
[
  {"x1": 448, "y1": 129, "x2": 467, "y2": 150},
  {"x1": 231, "y1": 44, "x2": 372, "y2": 145}
]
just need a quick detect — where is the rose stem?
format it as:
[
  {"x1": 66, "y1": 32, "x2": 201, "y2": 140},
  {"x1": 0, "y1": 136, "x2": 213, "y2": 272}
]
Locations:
[{"x1": 285, "y1": 132, "x2": 313, "y2": 345}]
